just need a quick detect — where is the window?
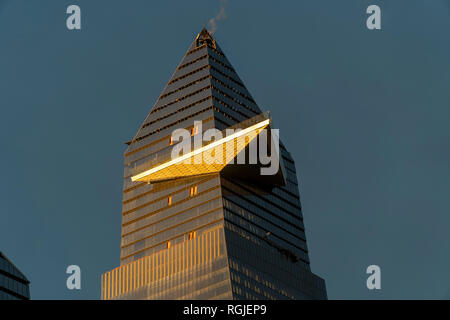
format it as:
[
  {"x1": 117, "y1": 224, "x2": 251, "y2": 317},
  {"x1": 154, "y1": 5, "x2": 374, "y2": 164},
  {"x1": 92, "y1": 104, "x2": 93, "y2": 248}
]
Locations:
[
  {"x1": 167, "y1": 241, "x2": 171, "y2": 249},
  {"x1": 188, "y1": 231, "x2": 196, "y2": 240},
  {"x1": 190, "y1": 186, "x2": 198, "y2": 196},
  {"x1": 191, "y1": 125, "x2": 199, "y2": 136},
  {"x1": 168, "y1": 196, "x2": 172, "y2": 206},
  {"x1": 169, "y1": 136, "x2": 174, "y2": 145}
]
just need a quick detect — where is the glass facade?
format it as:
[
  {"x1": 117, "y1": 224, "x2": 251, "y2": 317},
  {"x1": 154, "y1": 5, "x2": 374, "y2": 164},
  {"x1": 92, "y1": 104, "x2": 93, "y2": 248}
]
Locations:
[
  {"x1": 102, "y1": 29, "x2": 327, "y2": 300},
  {"x1": 0, "y1": 252, "x2": 30, "y2": 300}
]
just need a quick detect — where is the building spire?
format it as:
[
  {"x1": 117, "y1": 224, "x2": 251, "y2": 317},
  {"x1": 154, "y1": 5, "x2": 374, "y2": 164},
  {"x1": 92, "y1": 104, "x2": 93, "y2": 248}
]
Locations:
[{"x1": 195, "y1": 27, "x2": 215, "y2": 48}]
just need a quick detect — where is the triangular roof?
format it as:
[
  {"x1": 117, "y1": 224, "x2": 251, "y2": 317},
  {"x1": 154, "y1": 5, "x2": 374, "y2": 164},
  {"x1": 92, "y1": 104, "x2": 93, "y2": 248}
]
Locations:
[{"x1": 124, "y1": 29, "x2": 262, "y2": 157}]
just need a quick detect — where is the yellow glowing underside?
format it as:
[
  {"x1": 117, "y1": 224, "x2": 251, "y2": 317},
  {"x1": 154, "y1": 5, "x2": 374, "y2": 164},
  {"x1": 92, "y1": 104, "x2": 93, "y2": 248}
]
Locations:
[{"x1": 131, "y1": 119, "x2": 270, "y2": 183}]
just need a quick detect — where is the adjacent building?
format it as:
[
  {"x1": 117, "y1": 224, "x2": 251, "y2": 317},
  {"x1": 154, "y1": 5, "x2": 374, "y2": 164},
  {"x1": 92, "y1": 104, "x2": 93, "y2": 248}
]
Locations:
[
  {"x1": 101, "y1": 29, "x2": 327, "y2": 300},
  {"x1": 0, "y1": 251, "x2": 30, "y2": 300}
]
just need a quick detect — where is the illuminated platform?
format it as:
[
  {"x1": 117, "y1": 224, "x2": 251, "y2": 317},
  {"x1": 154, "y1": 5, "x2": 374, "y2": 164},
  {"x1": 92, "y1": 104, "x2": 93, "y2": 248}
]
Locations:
[{"x1": 131, "y1": 113, "x2": 276, "y2": 184}]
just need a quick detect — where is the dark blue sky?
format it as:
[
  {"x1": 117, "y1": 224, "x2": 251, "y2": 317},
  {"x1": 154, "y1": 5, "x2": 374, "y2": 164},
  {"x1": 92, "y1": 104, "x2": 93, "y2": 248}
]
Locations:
[{"x1": 1, "y1": 0, "x2": 449, "y2": 299}]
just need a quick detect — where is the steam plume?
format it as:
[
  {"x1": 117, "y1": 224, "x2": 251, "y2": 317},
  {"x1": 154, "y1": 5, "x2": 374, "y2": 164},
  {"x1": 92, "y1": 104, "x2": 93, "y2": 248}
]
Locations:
[{"x1": 208, "y1": 0, "x2": 227, "y2": 34}]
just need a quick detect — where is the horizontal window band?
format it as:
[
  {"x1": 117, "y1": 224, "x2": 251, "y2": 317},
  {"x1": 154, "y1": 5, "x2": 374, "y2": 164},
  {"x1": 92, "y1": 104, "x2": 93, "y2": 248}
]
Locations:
[
  {"x1": 133, "y1": 106, "x2": 214, "y2": 143},
  {"x1": 149, "y1": 85, "x2": 212, "y2": 116},
  {"x1": 177, "y1": 54, "x2": 208, "y2": 71},
  {"x1": 223, "y1": 215, "x2": 309, "y2": 255},
  {"x1": 130, "y1": 100, "x2": 260, "y2": 154},
  {"x1": 122, "y1": 183, "x2": 220, "y2": 216},
  {"x1": 208, "y1": 55, "x2": 238, "y2": 76},
  {"x1": 121, "y1": 205, "x2": 223, "y2": 248},
  {"x1": 210, "y1": 65, "x2": 245, "y2": 89},
  {"x1": 212, "y1": 106, "x2": 245, "y2": 126},
  {"x1": 0, "y1": 269, "x2": 30, "y2": 285},
  {"x1": 122, "y1": 175, "x2": 214, "y2": 205},
  {"x1": 120, "y1": 218, "x2": 223, "y2": 261},
  {"x1": 159, "y1": 75, "x2": 211, "y2": 101},
  {"x1": 213, "y1": 92, "x2": 257, "y2": 118},
  {"x1": 169, "y1": 62, "x2": 245, "y2": 92},
  {"x1": 222, "y1": 193, "x2": 305, "y2": 234},
  {"x1": 208, "y1": 46, "x2": 225, "y2": 58},
  {"x1": 141, "y1": 95, "x2": 212, "y2": 130},
  {"x1": 122, "y1": 198, "x2": 222, "y2": 241},
  {"x1": 271, "y1": 186, "x2": 301, "y2": 204},
  {"x1": 125, "y1": 134, "x2": 174, "y2": 158},
  {"x1": 223, "y1": 200, "x2": 306, "y2": 242},
  {"x1": 211, "y1": 76, "x2": 257, "y2": 109},
  {"x1": 221, "y1": 181, "x2": 304, "y2": 225},
  {"x1": 124, "y1": 117, "x2": 214, "y2": 159},
  {"x1": 0, "y1": 286, "x2": 29, "y2": 300},
  {"x1": 224, "y1": 219, "x2": 310, "y2": 263},
  {"x1": 186, "y1": 43, "x2": 207, "y2": 57},
  {"x1": 122, "y1": 187, "x2": 221, "y2": 227},
  {"x1": 168, "y1": 65, "x2": 209, "y2": 85},
  {"x1": 155, "y1": 63, "x2": 248, "y2": 110},
  {"x1": 224, "y1": 178, "x2": 303, "y2": 220},
  {"x1": 224, "y1": 209, "x2": 307, "y2": 252},
  {"x1": 123, "y1": 181, "x2": 147, "y2": 194},
  {"x1": 152, "y1": 73, "x2": 257, "y2": 116}
]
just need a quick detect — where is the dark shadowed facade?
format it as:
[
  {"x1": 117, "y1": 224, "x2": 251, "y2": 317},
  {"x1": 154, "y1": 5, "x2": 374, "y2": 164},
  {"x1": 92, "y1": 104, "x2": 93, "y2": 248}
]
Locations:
[
  {"x1": 0, "y1": 252, "x2": 30, "y2": 300},
  {"x1": 101, "y1": 29, "x2": 327, "y2": 300}
]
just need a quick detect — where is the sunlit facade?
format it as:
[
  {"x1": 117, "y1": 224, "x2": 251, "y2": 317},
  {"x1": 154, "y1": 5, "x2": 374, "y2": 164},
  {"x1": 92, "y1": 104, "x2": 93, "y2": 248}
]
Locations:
[{"x1": 101, "y1": 29, "x2": 327, "y2": 300}]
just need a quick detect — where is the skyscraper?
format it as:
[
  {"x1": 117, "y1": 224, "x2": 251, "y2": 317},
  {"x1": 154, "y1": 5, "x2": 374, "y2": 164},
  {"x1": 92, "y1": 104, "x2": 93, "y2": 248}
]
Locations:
[
  {"x1": 101, "y1": 29, "x2": 327, "y2": 300},
  {"x1": 0, "y1": 252, "x2": 30, "y2": 300}
]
